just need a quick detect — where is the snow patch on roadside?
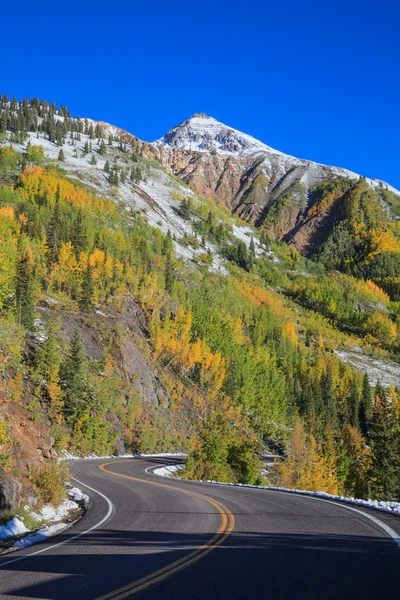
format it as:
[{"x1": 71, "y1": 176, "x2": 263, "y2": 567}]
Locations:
[
  {"x1": 152, "y1": 465, "x2": 183, "y2": 477},
  {"x1": 0, "y1": 518, "x2": 29, "y2": 539},
  {"x1": 0, "y1": 486, "x2": 89, "y2": 552},
  {"x1": 12, "y1": 523, "x2": 69, "y2": 550},
  {"x1": 68, "y1": 487, "x2": 89, "y2": 504}
]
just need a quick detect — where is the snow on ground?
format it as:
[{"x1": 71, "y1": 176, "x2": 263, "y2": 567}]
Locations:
[
  {"x1": 0, "y1": 517, "x2": 30, "y2": 539},
  {"x1": 68, "y1": 487, "x2": 90, "y2": 504},
  {"x1": 153, "y1": 114, "x2": 399, "y2": 195},
  {"x1": 9, "y1": 132, "x2": 262, "y2": 273},
  {"x1": 153, "y1": 113, "x2": 282, "y2": 157},
  {"x1": 0, "y1": 486, "x2": 88, "y2": 551},
  {"x1": 152, "y1": 465, "x2": 183, "y2": 477},
  {"x1": 12, "y1": 523, "x2": 68, "y2": 550},
  {"x1": 32, "y1": 499, "x2": 80, "y2": 523},
  {"x1": 153, "y1": 465, "x2": 400, "y2": 517},
  {"x1": 335, "y1": 347, "x2": 400, "y2": 387}
]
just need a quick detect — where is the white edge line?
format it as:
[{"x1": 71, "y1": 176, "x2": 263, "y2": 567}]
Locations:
[
  {"x1": 144, "y1": 465, "x2": 163, "y2": 474},
  {"x1": 150, "y1": 465, "x2": 400, "y2": 551},
  {"x1": 0, "y1": 477, "x2": 114, "y2": 568},
  {"x1": 286, "y1": 492, "x2": 400, "y2": 550}
]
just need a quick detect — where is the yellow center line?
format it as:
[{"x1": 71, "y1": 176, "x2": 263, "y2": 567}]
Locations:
[{"x1": 95, "y1": 461, "x2": 235, "y2": 600}]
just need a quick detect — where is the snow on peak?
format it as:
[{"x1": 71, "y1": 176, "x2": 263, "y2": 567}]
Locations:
[
  {"x1": 153, "y1": 114, "x2": 280, "y2": 157},
  {"x1": 153, "y1": 115, "x2": 400, "y2": 195}
]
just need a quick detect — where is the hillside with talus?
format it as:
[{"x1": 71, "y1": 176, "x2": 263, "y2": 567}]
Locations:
[{"x1": 0, "y1": 95, "x2": 399, "y2": 520}]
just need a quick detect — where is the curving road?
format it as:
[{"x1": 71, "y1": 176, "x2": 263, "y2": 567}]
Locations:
[{"x1": 0, "y1": 457, "x2": 399, "y2": 599}]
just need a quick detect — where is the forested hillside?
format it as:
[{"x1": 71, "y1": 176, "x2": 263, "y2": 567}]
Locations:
[{"x1": 0, "y1": 95, "x2": 399, "y2": 514}]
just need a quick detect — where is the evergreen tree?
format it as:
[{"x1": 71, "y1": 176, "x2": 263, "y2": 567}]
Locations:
[
  {"x1": 260, "y1": 231, "x2": 268, "y2": 249},
  {"x1": 47, "y1": 187, "x2": 63, "y2": 263},
  {"x1": 90, "y1": 154, "x2": 97, "y2": 165},
  {"x1": 61, "y1": 331, "x2": 87, "y2": 423},
  {"x1": 71, "y1": 208, "x2": 88, "y2": 257},
  {"x1": 165, "y1": 251, "x2": 175, "y2": 294},
  {"x1": 368, "y1": 389, "x2": 400, "y2": 500},
  {"x1": 162, "y1": 230, "x2": 173, "y2": 256},
  {"x1": 15, "y1": 245, "x2": 35, "y2": 330},
  {"x1": 249, "y1": 238, "x2": 256, "y2": 260},
  {"x1": 235, "y1": 241, "x2": 249, "y2": 270},
  {"x1": 58, "y1": 148, "x2": 65, "y2": 162},
  {"x1": 321, "y1": 366, "x2": 338, "y2": 429},
  {"x1": 79, "y1": 260, "x2": 93, "y2": 311},
  {"x1": 109, "y1": 169, "x2": 119, "y2": 186},
  {"x1": 359, "y1": 373, "x2": 373, "y2": 434},
  {"x1": 34, "y1": 319, "x2": 63, "y2": 420},
  {"x1": 104, "y1": 160, "x2": 110, "y2": 173},
  {"x1": 179, "y1": 198, "x2": 192, "y2": 220}
]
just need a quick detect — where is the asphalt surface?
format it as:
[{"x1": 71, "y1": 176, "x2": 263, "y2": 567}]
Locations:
[{"x1": 0, "y1": 457, "x2": 399, "y2": 600}]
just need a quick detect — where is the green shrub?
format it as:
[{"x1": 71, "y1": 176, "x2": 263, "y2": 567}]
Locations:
[{"x1": 29, "y1": 461, "x2": 70, "y2": 506}]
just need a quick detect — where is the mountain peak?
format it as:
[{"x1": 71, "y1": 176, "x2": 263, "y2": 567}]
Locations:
[
  {"x1": 153, "y1": 113, "x2": 272, "y2": 157},
  {"x1": 153, "y1": 115, "x2": 400, "y2": 196},
  {"x1": 189, "y1": 112, "x2": 214, "y2": 120}
]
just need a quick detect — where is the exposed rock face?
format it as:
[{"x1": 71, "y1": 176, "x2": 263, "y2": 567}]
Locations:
[
  {"x1": 148, "y1": 114, "x2": 399, "y2": 254},
  {"x1": 0, "y1": 296, "x2": 170, "y2": 515},
  {"x1": 150, "y1": 144, "x2": 341, "y2": 253},
  {"x1": 0, "y1": 395, "x2": 52, "y2": 514},
  {"x1": 0, "y1": 469, "x2": 22, "y2": 513},
  {"x1": 88, "y1": 114, "x2": 400, "y2": 255}
]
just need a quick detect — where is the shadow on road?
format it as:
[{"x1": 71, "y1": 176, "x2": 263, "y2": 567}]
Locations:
[{"x1": 0, "y1": 529, "x2": 399, "y2": 600}]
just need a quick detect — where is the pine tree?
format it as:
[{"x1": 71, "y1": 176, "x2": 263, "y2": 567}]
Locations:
[
  {"x1": 235, "y1": 241, "x2": 249, "y2": 270},
  {"x1": 71, "y1": 208, "x2": 88, "y2": 257},
  {"x1": 179, "y1": 198, "x2": 192, "y2": 220},
  {"x1": 321, "y1": 366, "x2": 338, "y2": 429},
  {"x1": 249, "y1": 238, "x2": 256, "y2": 260},
  {"x1": 368, "y1": 389, "x2": 400, "y2": 500},
  {"x1": 34, "y1": 319, "x2": 64, "y2": 421},
  {"x1": 359, "y1": 373, "x2": 373, "y2": 434},
  {"x1": 15, "y1": 246, "x2": 35, "y2": 330},
  {"x1": 47, "y1": 187, "x2": 63, "y2": 263},
  {"x1": 104, "y1": 160, "x2": 110, "y2": 173},
  {"x1": 165, "y1": 251, "x2": 175, "y2": 294},
  {"x1": 162, "y1": 230, "x2": 173, "y2": 256},
  {"x1": 260, "y1": 231, "x2": 268, "y2": 249},
  {"x1": 348, "y1": 378, "x2": 360, "y2": 429},
  {"x1": 109, "y1": 169, "x2": 118, "y2": 186},
  {"x1": 61, "y1": 331, "x2": 87, "y2": 423},
  {"x1": 79, "y1": 259, "x2": 93, "y2": 311},
  {"x1": 58, "y1": 148, "x2": 65, "y2": 162},
  {"x1": 90, "y1": 154, "x2": 97, "y2": 165}
]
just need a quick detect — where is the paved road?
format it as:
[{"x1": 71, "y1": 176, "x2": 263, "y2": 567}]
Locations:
[{"x1": 0, "y1": 457, "x2": 399, "y2": 599}]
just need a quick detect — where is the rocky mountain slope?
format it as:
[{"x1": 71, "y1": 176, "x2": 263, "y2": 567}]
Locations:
[{"x1": 152, "y1": 114, "x2": 400, "y2": 253}]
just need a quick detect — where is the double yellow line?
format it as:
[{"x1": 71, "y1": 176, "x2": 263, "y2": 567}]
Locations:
[{"x1": 95, "y1": 461, "x2": 235, "y2": 600}]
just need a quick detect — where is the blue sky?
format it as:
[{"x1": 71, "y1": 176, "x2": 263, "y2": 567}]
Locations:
[{"x1": 3, "y1": 0, "x2": 399, "y2": 188}]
